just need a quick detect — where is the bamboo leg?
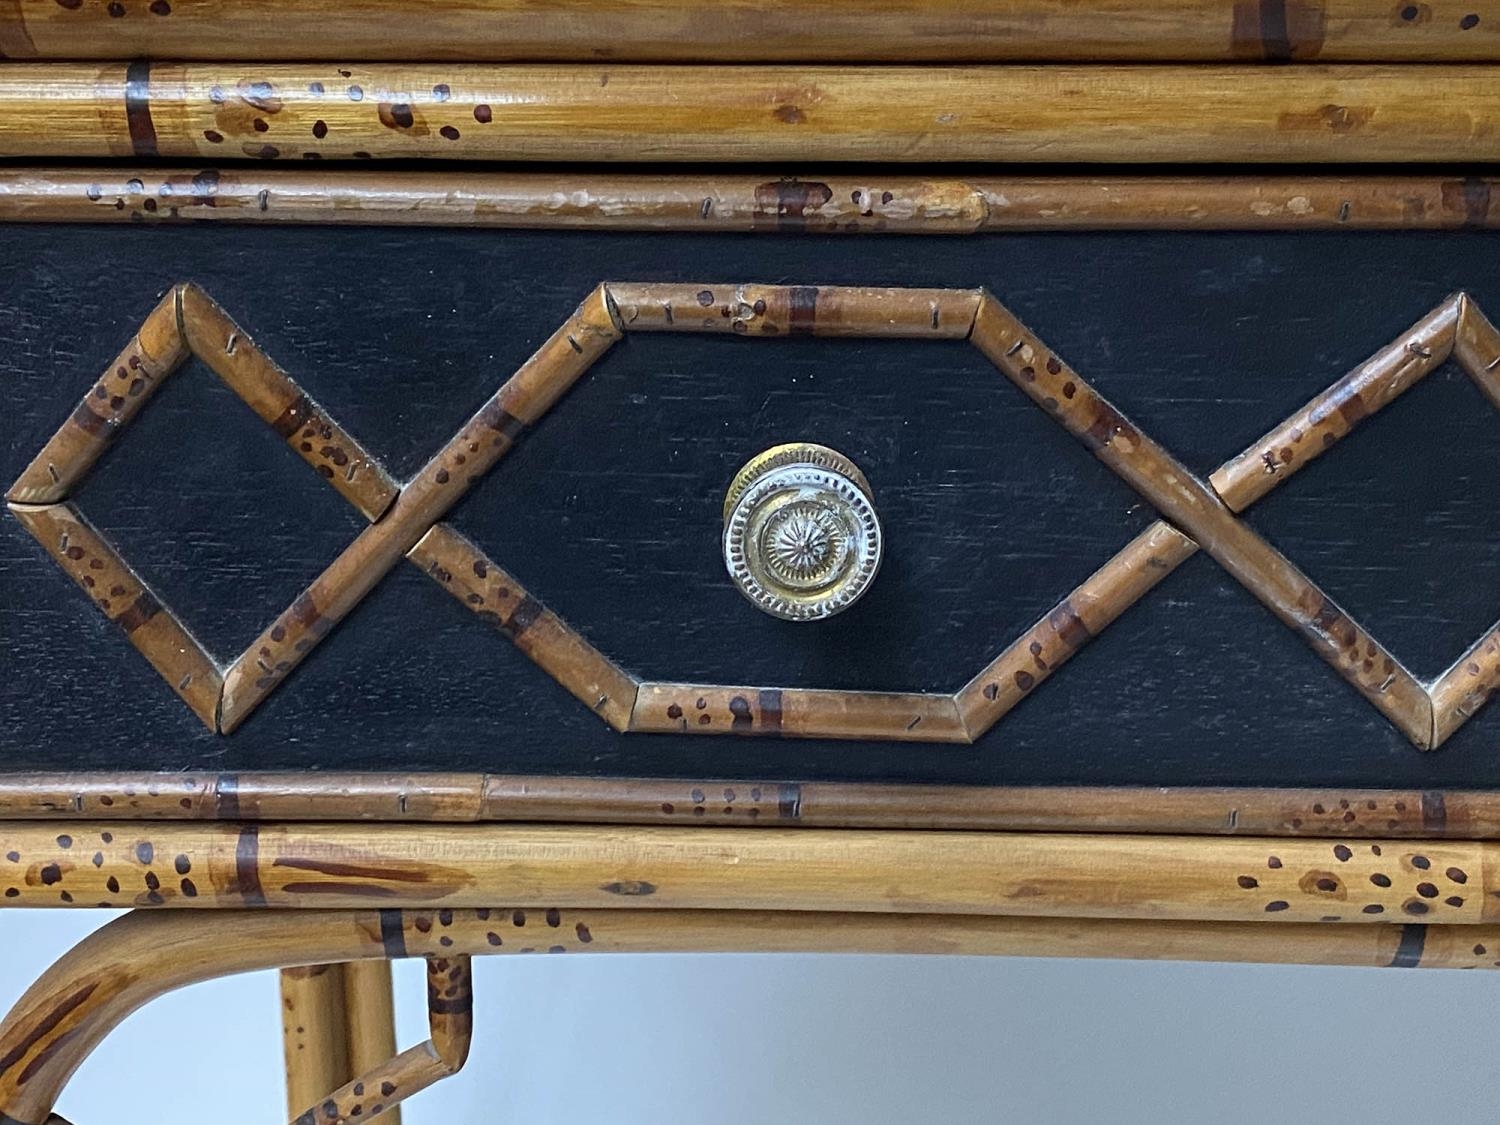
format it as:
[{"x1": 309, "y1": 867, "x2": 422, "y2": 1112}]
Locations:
[
  {"x1": 342, "y1": 961, "x2": 402, "y2": 1125},
  {"x1": 5, "y1": 907, "x2": 1500, "y2": 1123},
  {"x1": 280, "y1": 965, "x2": 352, "y2": 1117},
  {"x1": 292, "y1": 957, "x2": 471, "y2": 1125}
]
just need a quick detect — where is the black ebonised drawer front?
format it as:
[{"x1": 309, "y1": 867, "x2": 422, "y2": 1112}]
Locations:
[{"x1": 3, "y1": 224, "x2": 1500, "y2": 789}]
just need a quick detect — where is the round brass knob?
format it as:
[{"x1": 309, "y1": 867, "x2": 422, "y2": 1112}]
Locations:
[{"x1": 722, "y1": 443, "x2": 883, "y2": 621}]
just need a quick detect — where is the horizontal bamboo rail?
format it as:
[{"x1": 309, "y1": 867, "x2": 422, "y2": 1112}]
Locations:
[
  {"x1": 0, "y1": 774, "x2": 1492, "y2": 838},
  {"x1": 0, "y1": 65, "x2": 1498, "y2": 163},
  {"x1": 2, "y1": 907, "x2": 1497, "y2": 1124},
  {"x1": 4, "y1": 169, "x2": 1498, "y2": 230},
  {"x1": 2, "y1": 0, "x2": 1496, "y2": 62},
  {"x1": 0, "y1": 823, "x2": 1494, "y2": 921}
]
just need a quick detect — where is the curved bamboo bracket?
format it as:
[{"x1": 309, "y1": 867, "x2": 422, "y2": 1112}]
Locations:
[{"x1": 5, "y1": 907, "x2": 1500, "y2": 1124}]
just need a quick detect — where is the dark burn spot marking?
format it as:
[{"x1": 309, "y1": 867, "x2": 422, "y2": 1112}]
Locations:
[
  {"x1": 729, "y1": 696, "x2": 753, "y2": 730},
  {"x1": 1411, "y1": 854, "x2": 1431, "y2": 870},
  {"x1": 1332, "y1": 844, "x2": 1352, "y2": 862},
  {"x1": 1461, "y1": 12, "x2": 1480, "y2": 27},
  {"x1": 39, "y1": 863, "x2": 62, "y2": 885},
  {"x1": 379, "y1": 102, "x2": 415, "y2": 129},
  {"x1": 1447, "y1": 867, "x2": 1468, "y2": 884},
  {"x1": 546, "y1": 907, "x2": 561, "y2": 927},
  {"x1": 1370, "y1": 873, "x2": 1392, "y2": 887},
  {"x1": 575, "y1": 922, "x2": 593, "y2": 943},
  {"x1": 601, "y1": 880, "x2": 657, "y2": 896},
  {"x1": 1267, "y1": 856, "x2": 1282, "y2": 869},
  {"x1": 440, "y1": 125, "x2": 461, "y2": 141},
  {"x1": 135, "y1": 841, "x2": 154, "y2": 864},
  {"x1": 1236, "y1": 875, "x2": 1259, "y2": 889},
  {"x1": 1416, "y1": 882, "x2": 1439, "y2": 898},
  {"x1": 1265, "y1": 900, "x2": 1290, "y2": 912},
  {"x1": 1403, "y1": 899, "x2": 1430, "y2": 915},
  {"x1": 312, "y1": 120, "x2": 328, "y2": 139},
  {"x1": 474, "y1": 103, "x2": 492, "y2": 123}
]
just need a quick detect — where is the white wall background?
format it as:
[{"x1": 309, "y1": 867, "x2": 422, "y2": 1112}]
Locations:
[{"x1": 2, "y1": 910, "x2": 1495, "y2": 1124}]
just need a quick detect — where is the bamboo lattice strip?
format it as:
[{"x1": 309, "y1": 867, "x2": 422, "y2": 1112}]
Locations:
[
  {"x1": 6, "y1": 288, "x2": 185, "y2": 504},
  {"x1": 4, "y1": 0, "x2": 1499, "y2": 62},
  {"x1": 4, "y1": 170, "x2": 1500, "y2": 231},
  {"x1": 216, "y1": 285, "x2": 621, "y2": 732},
  {"x1": 3, "y1": 64, "x2": 1500, "y2": 163},
  {"x1": 1454, "y1": 291, "x2": 1500, "y2": 408},
  {"x1": 0, "y1": 822, "x2": 1494, "y2": 923},
  {"x1": 629, "y1": 684, "x2": 969, "y2": 742},
  {"x1": 179, "y1": 284, "x2": 399, "y2": 521},
  {"x1": 1210, "y1": 295, "x2": 1463, "y2": 511},
  {"x1": 5, "y1": 908, "x2": 1496, "y2": 1125},
  {"x1": 970, "y1": 293, "x2": 1435, "y2": 746},
  {"x1": 607, "y1": 283, "x2": 983, "y2": 337},
  {"x1": 407, "y1": 523, "x2": 639, "y2": 732},
  {"x1": 954, "y1": 522, "x2": 1198, "y2": 737},
  {"x1": 4, "y1": 503, "x2": 222, "y2": 729}
]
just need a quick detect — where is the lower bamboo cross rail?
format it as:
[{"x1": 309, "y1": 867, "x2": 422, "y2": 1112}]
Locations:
[
  {"x1": 2, "y1": 905, "x2": 1498, "y2": 1125},
  {"x1": 0, "y1": 823, "x2": 1495, "y2": 922}
]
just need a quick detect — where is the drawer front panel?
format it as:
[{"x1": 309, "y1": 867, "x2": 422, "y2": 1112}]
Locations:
[{"x1": 3, "y1": 223, "x2": 1499, "y2": 788}]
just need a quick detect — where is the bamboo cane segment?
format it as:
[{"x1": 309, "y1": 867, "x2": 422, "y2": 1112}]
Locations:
[
  {"x1": 3, "y1": 774, "x2": 1498, "y2": 839},
  {"x1": 280, "y1": 965, "x2": 351, "y2": 1117},
  {"x1": 216, "y1": 286, "x2": 621, "y2": 732},
  {"x1": 3, "y1": 171, "x2": 1499, "y2": 231},
  {"x1": 340, "y1": 960, "x2": 401, "y2": 1125},
  {"x1": 407, "y1": 523, "x2": 638, "y2": 732},
  {"x1": 4, "y1": 907, "x2": 1500, "y2": 1124},
  {"x1": 970, "y1": 293, "x2": 1435, "y2": 746},
  {"x1": 5, "y1": 288, "x2": 185, "y2": 504},
  {"x1": 1, "y1": 0, "x2": 1498, "y2": 64},
  {"x1": 0, "y1": 823, "x2": 1493, "y2": 923},
  {"x1": 3, "y1": 65, "x2": 1500, "y2": 164},
  {"x1": 5, "y1": 503, "x2": 223, "y2": 730}
]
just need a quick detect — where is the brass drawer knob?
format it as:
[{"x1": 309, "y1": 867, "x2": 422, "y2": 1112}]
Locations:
[{"x1": 722, "y1": 443, "x2": 883, "y2": 621}]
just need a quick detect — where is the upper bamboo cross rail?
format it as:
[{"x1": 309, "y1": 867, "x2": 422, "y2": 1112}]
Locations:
[{"x1": 8, "y1": 282, "x2": 1500, "y2": 748}]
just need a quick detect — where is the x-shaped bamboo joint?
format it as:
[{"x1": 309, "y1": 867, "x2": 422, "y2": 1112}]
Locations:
[{"x1": 9, "y1": 283, "x2": 1500, "y2": 749}]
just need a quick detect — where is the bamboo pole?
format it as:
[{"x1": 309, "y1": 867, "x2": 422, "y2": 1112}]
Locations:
[
  {"x1": 3, "y1": 169, "x2": 1498, "y2": 230},
  {"x1": 0, "y1": 773, "x2": 1492, "y2": 838},
  {"x1": 340, "y1": 961, "x2": 401, "y2": 1125},
  {"x1": 0, "y1": 822, "x2": 1494, "y2": 922},
  {"x1": 4, "y1": 907, "x2": 1499, "y2": 1124},
  {"x1": 0, "y1": 65, "x2": 1498, "y2": 163},
  {"x1": 1, "y1": 0, "x2": 1494, "y2": 63},
  {"x1": 280, "y1": 965, "x2": 351, "y2": 1117}
]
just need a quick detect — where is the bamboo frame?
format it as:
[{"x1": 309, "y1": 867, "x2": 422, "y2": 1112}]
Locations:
[
  {"x1": 0, "y1": 822, "x2": 1494, "y2": 922},
  {"x1": 4, "y1": 170, "x2": 1500, "y2": 231},
  {"x1": 2, "y1": 65, "x2": 1500, "y2": 163},
  {"x1": 0, "y1": 773, "x2": 1495, "y2": 838},
  {"x1": 3, "y1": 906, "x2": 1498, "y2": 1124},
  {"x1": 4, "y1": 0, "x2": 1497, "y2": 63},
  {"x1": 11, "y1": 283, "x2": 1500, "y2": 747},
  {"x1": 280, "y1": 964, "x2": 351, "y2": 1117}
]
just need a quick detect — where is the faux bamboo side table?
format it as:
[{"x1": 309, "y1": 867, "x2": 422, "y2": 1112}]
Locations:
[{"x1": 4, "y1": 2, "x2": 1500, "y2": 1118}]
